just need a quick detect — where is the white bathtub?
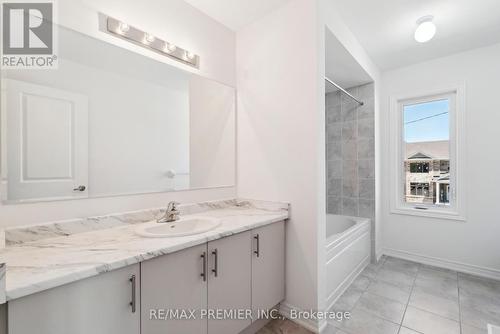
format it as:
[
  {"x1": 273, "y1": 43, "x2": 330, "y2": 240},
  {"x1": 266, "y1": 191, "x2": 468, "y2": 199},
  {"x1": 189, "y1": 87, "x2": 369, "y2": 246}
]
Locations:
[{"x1": 325, "y1": 214, "x2": 371, "y2": 310}]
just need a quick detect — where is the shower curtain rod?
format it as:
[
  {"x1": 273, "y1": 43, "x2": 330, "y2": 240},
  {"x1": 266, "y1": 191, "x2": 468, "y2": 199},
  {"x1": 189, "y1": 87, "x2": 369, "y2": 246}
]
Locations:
[{"x1": 325, "y1": 77, "x2": 364, "y2": 106}]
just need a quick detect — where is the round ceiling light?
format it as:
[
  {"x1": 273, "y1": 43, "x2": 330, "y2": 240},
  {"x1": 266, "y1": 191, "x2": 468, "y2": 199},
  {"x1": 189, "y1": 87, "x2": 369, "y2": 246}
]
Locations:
[{"x1": 414, "y1": 15, "x2": 436, "y2": 43}]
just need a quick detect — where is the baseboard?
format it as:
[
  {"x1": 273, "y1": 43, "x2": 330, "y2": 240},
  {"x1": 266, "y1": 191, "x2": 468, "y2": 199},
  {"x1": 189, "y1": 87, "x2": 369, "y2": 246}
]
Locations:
[
  {"x1": 278, "y1": 302, "x2": 328, "y2": 333},
  {"x1": 383, "y1": 248, "x2": 500, "y2": 281},
  {"x1": 325, "y1": 255, "x2": 370, "y2": 311}
]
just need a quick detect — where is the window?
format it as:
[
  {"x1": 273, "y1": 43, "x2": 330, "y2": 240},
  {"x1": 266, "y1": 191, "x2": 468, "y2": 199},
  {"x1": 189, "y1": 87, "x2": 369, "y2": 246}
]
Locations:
[
  {"x1": 390, "y1": 85, "x2": 465, "y2": 221},
  {"x1": 410, "y1": 183, "x2": 430, "y2": 197},
  {"x1": 410, "y1": 162, "x2": 429, "y2": 173}
]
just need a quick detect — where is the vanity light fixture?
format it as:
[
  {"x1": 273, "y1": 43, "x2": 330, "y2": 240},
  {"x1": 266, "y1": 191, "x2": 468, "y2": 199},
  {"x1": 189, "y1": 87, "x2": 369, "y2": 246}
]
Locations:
[
  {"x1": 104, "y1": 15, "x2": 199, "y2": 68},
  {"x1": 414, "y1": 15, "x2": 436, "y2": 43}
]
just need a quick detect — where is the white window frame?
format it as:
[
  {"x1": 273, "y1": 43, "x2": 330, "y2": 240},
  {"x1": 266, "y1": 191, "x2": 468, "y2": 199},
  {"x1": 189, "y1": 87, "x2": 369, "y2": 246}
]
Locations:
[{"x1": 389, "y1": 83, "x2": 466, "y2": 221}]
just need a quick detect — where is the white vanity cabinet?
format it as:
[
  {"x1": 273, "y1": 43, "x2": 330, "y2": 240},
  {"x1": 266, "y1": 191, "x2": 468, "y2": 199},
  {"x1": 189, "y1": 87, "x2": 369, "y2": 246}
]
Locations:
[
  {"x1": 7, "y1": 264, "x2": 140, "y2": 334},
  {"x1": 141, "y1": 222, "x2": 285, "y2": 334},
  {"x1": 207, "y1": 230, "x2": 252, "y2": 334},
  {"x1": 251, "y1": 221, "x2": 285, "y2": 318},
  {"x1": 141, "y1": 243, "x2": 208, "y2": 334}
]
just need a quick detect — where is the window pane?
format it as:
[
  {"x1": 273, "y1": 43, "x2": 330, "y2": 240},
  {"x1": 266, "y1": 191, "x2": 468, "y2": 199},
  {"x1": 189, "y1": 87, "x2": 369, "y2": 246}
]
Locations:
[{"x1": 403, "y1": 99, "x2": 450, "y2": 206}]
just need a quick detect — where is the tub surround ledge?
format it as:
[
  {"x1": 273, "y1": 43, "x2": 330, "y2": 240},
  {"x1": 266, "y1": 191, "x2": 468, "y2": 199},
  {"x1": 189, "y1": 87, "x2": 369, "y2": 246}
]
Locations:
[{"x1": 0, "y1": 199, "x2": 289, "y2": 301}]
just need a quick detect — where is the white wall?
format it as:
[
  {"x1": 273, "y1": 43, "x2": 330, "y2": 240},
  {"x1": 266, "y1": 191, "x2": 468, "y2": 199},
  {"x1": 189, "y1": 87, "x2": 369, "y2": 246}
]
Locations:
[
  {"x1": 236, "y1": 0, "x2": 323, "y2": 329},
  {"x1": 381, "y1": 43, "x2": 500, "y2": 276},
  {"x1": 0, "y1": 0, "x2": 236, "y2": 227},
  {"x1": 189, "y1": 76, "x2": 236, "y2": 189}
]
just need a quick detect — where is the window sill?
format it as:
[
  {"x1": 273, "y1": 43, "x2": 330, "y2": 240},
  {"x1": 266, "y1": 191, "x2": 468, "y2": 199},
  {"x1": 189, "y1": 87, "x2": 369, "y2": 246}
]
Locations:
[{"x1": 390, "y1": 206, "x2": 466, "y2": 222}]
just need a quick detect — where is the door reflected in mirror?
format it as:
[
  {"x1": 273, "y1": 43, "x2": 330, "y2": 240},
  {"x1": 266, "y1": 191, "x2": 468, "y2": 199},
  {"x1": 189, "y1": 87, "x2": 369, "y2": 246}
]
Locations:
[{"x1": 0, "y1": 25, "x2": 235, "y2": 203}]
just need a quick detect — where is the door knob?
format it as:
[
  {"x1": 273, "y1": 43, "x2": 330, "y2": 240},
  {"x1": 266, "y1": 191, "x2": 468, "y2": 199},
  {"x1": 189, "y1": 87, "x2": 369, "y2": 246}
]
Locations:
[{"x1": 73, "y1": 185, "x2": 86, "y2": 192}]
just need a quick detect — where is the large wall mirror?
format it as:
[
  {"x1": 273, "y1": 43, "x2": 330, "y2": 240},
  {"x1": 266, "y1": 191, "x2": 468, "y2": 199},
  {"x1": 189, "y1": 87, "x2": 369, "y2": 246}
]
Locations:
[{"x1": 0, "y1": 25, "x2": 236, "y2": 203}]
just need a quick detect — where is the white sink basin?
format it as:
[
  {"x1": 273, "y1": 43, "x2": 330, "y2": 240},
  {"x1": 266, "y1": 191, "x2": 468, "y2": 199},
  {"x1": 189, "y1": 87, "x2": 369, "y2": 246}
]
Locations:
[{"x1": 135, "y1": 216, "x2": 221, "y2": 238}]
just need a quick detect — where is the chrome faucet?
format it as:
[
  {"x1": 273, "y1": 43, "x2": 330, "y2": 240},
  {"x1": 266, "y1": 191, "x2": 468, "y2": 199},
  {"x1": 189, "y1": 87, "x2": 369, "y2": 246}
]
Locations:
[{"x1": 157, "y1": 201, "x2": 180, "y2": 223}]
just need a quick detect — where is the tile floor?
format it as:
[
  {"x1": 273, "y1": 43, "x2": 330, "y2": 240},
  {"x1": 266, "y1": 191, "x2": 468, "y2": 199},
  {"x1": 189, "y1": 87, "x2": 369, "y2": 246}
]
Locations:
[
  {"x1": 256, "y1": 256, "x2": 500, "y2": 334},
  {"x1": 325, "y1": 256, "x2": 500, "y2": 334}
]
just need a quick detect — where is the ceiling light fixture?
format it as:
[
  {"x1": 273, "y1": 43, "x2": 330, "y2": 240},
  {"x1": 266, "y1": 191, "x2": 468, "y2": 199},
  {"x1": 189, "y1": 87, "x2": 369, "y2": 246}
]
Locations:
[{"x1": 414, "y1": 15, "x2": 436, "y2": 43}]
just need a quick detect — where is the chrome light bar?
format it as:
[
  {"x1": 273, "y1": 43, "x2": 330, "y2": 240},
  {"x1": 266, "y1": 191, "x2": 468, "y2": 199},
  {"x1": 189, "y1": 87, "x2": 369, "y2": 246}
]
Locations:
[{"x1": 105, "y1": 16, "x2": 199, "y2": 68}]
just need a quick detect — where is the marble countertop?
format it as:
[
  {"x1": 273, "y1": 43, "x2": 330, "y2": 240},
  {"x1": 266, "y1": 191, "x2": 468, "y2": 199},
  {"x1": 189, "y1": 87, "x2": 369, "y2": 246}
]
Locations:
[{"x1": 0, "y1": 199, "x2": 289, "y2": 301}]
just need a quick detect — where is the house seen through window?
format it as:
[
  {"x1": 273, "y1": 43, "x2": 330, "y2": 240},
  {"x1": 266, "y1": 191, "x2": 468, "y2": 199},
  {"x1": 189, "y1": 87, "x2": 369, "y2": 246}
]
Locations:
[{"x1": 403, "y1": 98, "x2": 451, "y2": 206}]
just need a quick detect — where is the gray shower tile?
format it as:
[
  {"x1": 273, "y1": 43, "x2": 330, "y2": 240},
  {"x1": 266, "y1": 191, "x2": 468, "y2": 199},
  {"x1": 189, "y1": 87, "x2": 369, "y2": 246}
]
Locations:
[
  {"x1": 341, "y1": 197, "x2": 358, "y2": 216},
  {"x1": 327, "y1": 141, "x2": 342, "y2": 160},
  {"x1": 327, "y1": 122, "x2": 342, "y2": 142},
  {"x1": 359, "y1": 199, "x2": 375, "y2": 220},
  {"x1": 358, "y1": 117, "x2": 374, "y2": 139},
  {"x1": 342, "y1": 178, "x2": 358, "y2": 198},
  {"x1": 358, "y1": 159, "x2": 375, "y2": 178},
  {"x1": 359, "y1": 179, "x2": 375, "y2": 199},
  {"x1": 342, "y1": 139, "x2": 358, "y2": 160},
  {"x1": 358, "y1": 97, "x2": 374, "y2": 120},
  {"x1": 326, "y1": 91, "x2": 341, "y2": 107},
  {"x1": 358, "y1": 137, "x2": 374, "y2": 159},
  {"x1": 341, "y1": 99, "x2": 358, "y2": 122},
  {"x1": 327, "y1": 196, "x2": 342, "y2": 215},
  {"x1": 328, "y1": 178, "x2": 342, "y2": 197},
  {"x1": 328, "y1": 160, "x2": 342, "y2": 179},
  {"x1": 327, "y1": 105, "x2": 342, "y2": 124},
  {"x1": 342, "y1": 160, "x2": 358, "y2": 181},
  {"x1": 342, "y1": 121, "x2": 357, "y2": 140}
]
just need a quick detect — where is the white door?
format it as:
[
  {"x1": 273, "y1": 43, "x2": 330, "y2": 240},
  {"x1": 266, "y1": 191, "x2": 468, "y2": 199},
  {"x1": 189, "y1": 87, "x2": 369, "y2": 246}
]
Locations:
[
  {"x1": 3, "y1": 79, "x2": 88, "y2": 201},
  {"x1": 251, "y1": 221, "x2": 285, "y2": 320},
  {"x1": 208, "y1": 231, "x2": 252, "y2": 334},
  {"x1": 141, "y1": 244, "x2": 208, "y2": 334},
  {"x1": 8, "y1": 264, "x2": 140, "y2": 334}
]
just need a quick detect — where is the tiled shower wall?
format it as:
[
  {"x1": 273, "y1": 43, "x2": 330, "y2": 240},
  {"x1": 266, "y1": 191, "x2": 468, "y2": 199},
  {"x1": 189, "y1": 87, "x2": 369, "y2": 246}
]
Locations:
[{"x1": 326, "y1": 83, "x2": 375, "y2": 220}]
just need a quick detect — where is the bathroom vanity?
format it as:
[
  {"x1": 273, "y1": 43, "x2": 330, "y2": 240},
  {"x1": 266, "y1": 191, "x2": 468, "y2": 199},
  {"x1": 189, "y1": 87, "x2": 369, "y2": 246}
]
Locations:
[{"x1": 0, "y1": 200, "x2": 287, "y2": 334}]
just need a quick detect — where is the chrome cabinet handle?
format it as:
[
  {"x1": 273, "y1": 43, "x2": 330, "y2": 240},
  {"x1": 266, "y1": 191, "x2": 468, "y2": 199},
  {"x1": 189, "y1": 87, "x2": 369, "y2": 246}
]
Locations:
[
  {"x1": 201, "y1": 252, "x2": 207, "y2": 281},
  {"x1": 254, "y1": 234, "x2": 260, "y2": 258},
  {"x1": 129, "y1": 275, "x2": 136, "y2": 313},
  {"x1": 211, "y1": 249, "x2": 218, "y2": 277},
  {"x1": 73, "y1": 185, "x2": 86, "y2": 192}
]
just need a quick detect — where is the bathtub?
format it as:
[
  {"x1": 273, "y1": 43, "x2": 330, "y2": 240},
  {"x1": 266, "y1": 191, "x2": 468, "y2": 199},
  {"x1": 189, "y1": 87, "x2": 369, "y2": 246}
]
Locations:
[{"x1": 325, "y1": 214, "x2": 371, "y2": 310}]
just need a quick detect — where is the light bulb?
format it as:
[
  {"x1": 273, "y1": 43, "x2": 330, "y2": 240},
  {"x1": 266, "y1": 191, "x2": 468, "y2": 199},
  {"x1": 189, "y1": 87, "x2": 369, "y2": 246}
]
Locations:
[
  {"x1": 415, "y1": 16, "x2": 436, "y2": 43},
  {"x1": 118, "y1": 22, "x2": 130, "y2": 34},
  {"x1": 144, "y1": 33, "x2": 155, "y2": 44},
  {"x1": 185, "y1": 51, "x2": 195, "y2": 60},
  {"x1": 164, "y1": 43, "x2": 177, "y2": 53}
]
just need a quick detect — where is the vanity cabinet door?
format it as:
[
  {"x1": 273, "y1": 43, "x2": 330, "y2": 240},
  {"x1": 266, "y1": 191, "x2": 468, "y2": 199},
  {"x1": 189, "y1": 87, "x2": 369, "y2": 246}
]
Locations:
[
  {"x1": 141, "y1": 244, "x2": 208, "y2": 334},
  {"x1": 8, "y1": 264, "x2": 140, "y2": 334},
  {"x1": 207, "y1": 231, "x2": 252, "y2": 334},
  {"x1": 252, "y1": 221, "x2": 285, "y2": 318}
]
